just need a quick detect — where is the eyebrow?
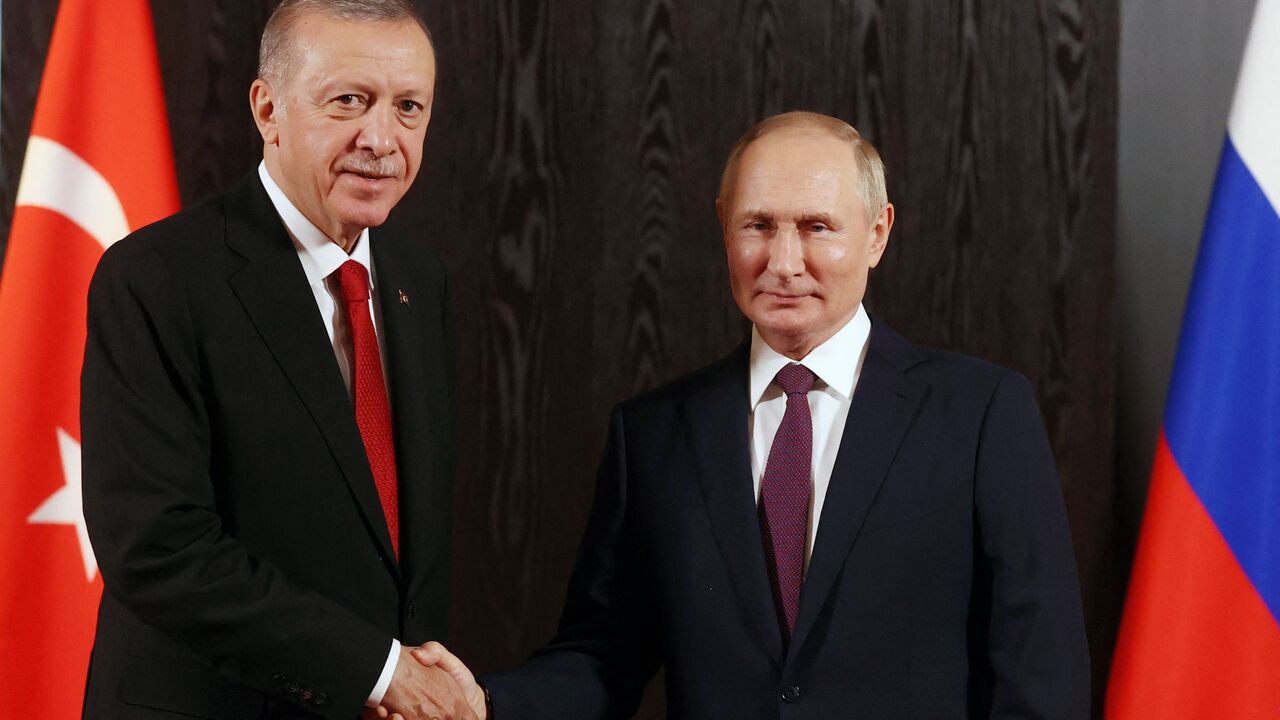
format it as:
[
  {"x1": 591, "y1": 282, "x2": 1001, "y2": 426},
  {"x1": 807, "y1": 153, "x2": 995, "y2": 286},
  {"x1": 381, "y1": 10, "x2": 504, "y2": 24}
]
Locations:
[
  {"x1": 739, "y1": 208, "x2": 774, "y2": 221},
  {"x1": 738, "y1": 209, "x2": 840, "y2": 226},
  {"x1": 798, "y1": 212, "x2": 838, "y2": 226}
]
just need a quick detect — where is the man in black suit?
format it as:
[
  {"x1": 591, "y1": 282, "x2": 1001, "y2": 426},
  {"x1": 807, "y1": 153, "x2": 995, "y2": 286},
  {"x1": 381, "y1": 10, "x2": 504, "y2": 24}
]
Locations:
[
  {"x1": 417, "y1": 111, "x2": 1090, "y2": 719},
  {"x1": 80, "y1": 1, "x2": 474, "y2": 718}
]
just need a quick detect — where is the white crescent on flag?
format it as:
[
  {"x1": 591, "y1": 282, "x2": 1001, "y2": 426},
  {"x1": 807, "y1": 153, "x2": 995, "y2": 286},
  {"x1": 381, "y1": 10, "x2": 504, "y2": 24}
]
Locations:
[
  {"x1": 14, "y1": 135, "x2": 130, "y2": 250},
  {"x1": 11, "y1": 134, "x2": 123, "y2": 587},
  {"x1": 0, "y1": 0, "x2": 179, "y2": 712}
]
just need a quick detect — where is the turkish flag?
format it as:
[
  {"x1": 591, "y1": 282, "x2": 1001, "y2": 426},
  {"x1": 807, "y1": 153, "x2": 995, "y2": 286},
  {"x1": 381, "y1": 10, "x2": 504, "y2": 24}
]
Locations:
[{"x1": 0, "y1": 0, "x2": 179, "y2": 714}]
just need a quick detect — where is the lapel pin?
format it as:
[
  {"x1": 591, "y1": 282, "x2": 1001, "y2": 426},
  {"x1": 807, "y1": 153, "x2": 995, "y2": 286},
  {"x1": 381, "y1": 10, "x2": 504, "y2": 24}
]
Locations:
[{"x1": 398, "y1": 289, "x2": 410, "y2": 306}]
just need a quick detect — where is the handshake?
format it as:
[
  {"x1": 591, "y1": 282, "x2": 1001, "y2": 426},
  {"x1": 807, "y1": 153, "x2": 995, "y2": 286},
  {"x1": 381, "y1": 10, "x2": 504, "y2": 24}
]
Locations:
[{"x1": 366, "y1": 643, "x2": 486, "y2": 720}]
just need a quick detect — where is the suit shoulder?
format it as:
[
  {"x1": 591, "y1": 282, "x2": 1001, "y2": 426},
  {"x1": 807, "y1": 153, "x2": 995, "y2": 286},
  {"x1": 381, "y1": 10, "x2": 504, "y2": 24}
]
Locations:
[
  {"x1": 869, "y1": 318, "x2": 1032, "y2": 409},
  {"x1": 618, "y1": 346, "x2": 744, "y2": 414},
  {"x1": 912, "y1": 344, "x2": 1020, "y2": 386},
  {"x1": 904, "y1": 343, "x2": 1041, "y2": 426},
  {"x1": 375, "y1": 225, "x2": 447, "y2": 270},
  {"x1": 94, "y1": 194, "x2": 229, "y2": 282}
]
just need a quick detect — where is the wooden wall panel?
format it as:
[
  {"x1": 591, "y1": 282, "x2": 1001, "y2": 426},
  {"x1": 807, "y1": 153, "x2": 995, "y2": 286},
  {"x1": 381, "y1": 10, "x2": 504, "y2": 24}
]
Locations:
[
  {"x1": 0, "y1": 0, "x2": 58, "y2": 252},
  {"x1": 0, "y1": 0, "x2": 1119, "y2": 715}
]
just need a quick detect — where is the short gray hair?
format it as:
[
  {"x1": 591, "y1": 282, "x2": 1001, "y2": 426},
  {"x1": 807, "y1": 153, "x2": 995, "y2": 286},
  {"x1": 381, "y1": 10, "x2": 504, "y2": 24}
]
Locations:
[
  {"x1": 258, "y1": 0, "x2": 433, "y2": 84},
  {"x1": 719, "y1": 111, "x2": 888, "y2": 215}
]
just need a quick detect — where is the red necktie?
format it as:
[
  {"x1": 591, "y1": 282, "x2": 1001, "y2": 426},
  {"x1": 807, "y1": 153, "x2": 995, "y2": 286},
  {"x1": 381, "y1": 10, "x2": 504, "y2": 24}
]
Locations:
[
  {"x1": 335, "y1": 260, "x2": 399, "y2": 559},
  {"x1": 759, "y1": 363, "x2": 816, "y2": 639}
]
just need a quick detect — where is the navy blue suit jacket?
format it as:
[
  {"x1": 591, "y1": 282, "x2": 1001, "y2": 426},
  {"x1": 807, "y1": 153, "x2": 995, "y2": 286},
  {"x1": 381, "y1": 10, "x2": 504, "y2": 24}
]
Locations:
[{"x1": 485, "y1": 318, "x2": 1089, "y2": 719}]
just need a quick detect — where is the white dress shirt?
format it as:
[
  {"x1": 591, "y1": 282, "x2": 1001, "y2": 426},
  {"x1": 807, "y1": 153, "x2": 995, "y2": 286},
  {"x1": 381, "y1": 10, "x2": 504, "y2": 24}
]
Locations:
[
  {"x1": 258, "y1": 162, "x2": 400, "y2": 706},
  {"x1": 748, "y1": 304, "x2": 872, "y2": 566}
]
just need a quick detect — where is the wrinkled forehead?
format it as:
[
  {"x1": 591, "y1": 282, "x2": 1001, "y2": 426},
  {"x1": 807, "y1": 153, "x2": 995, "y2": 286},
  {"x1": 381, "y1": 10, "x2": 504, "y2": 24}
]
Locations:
[
  {"x1": 729, "y1": 132, "x2": 861, "y2": 194},
  {"x1": 283, "y1": 15, "x2": 436, "y2": 87},
  {"x1": 742, "y1": 128, "x2": 858, "y2": 166}
]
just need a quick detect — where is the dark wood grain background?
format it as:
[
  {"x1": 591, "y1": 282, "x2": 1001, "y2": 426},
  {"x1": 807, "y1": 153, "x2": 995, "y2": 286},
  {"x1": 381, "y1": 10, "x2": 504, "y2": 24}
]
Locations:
[{"x1": 0, "y1": 0, "x2": 1120, "y2": 715}]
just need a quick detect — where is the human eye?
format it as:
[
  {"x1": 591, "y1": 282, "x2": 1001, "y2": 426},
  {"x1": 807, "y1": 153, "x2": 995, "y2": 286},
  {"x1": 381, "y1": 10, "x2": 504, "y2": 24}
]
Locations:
[
  {"x1": 398, "y1": 99, "x2": 424, "y2": 114},
  {"x1": 329, "y1": 94, "x2": 366, "y2": 113},
  {"x1": 801, "y1": 216, "x2": 836, "y2": 233}
]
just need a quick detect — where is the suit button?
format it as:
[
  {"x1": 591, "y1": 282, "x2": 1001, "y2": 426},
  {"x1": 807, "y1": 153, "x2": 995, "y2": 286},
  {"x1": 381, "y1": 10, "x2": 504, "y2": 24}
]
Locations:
[{"x1": 781, "y1": 685, "x2": 801, "y2": 703}]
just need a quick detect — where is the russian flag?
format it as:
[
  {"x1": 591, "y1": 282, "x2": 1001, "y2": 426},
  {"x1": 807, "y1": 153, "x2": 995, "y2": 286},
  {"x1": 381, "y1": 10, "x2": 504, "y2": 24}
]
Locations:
[{"x1": 1106, "y1": 1, "x2": 1280, "y2": 716}]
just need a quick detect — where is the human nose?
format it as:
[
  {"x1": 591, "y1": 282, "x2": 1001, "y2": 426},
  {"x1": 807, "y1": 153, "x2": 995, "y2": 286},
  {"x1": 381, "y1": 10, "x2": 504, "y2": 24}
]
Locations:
[
  {"x1": 766, "y1": 226, "x2": 804, "y2": 278},
  {"x1": 355, "y1": 105, "x2": 397, "y2": 157}
]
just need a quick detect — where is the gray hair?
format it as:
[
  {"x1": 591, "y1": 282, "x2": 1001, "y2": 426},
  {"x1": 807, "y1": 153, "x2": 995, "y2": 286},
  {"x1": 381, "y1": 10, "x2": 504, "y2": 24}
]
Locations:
[
  {"x1": 258, "y1": 0, "x2": 433, "y2": 84},
  {"x1": 719, "y1": 111, "x2": 888, "y2": 215}
]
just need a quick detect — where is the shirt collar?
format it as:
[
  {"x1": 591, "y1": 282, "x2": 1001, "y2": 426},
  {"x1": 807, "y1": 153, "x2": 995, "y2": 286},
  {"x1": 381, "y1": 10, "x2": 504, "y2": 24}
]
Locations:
[
  {"x1": 258, "y1": 160, "x2": 373, "y2": 288},
  {"x1": 748, "y1": 304, "x2": 871, "y2": 409}
]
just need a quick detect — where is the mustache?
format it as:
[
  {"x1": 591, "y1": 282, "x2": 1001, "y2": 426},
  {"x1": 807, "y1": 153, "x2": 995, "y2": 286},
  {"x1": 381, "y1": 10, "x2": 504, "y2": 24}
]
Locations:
[{"x1": 338, "y1": 155, "x2": 402, "y2": 178}]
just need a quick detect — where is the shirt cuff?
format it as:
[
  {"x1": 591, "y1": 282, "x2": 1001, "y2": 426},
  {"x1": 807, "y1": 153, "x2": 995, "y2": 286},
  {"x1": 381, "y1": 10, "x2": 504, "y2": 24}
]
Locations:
[{"x1": 366, "y1": 638, "x2": 401, "y2": 707}]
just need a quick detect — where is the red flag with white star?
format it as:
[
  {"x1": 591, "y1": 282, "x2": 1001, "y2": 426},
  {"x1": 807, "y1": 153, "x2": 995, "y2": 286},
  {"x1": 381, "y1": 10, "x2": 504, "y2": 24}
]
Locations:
[{"x1": 0, "y1": 0, "x2": 178, "y2": 713}]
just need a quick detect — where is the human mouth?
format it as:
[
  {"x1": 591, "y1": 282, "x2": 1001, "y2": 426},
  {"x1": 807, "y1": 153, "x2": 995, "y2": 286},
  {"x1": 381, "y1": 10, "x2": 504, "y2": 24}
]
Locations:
[
  {"x1": 761, "y1": 291, "x2": 810, "y2": 302},
  {"x1": 338, "y1": 170, "x2": 398, "y2": 194},
  {"x1": 344, "y1": 171, "x2": 393, "y2": 183}
]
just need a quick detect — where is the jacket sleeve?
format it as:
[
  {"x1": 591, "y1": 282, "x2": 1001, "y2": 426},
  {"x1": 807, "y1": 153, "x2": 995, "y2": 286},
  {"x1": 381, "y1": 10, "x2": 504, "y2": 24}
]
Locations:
[
  {"x1": 974, "y1": 371, "x2": 1091, "y2": 719},
  {"x1": 81, "y1": 241, "x2": 390, "y2": 720},
  {"x1": 482, "y1": 405, "x2": 662, "y2": 719}
]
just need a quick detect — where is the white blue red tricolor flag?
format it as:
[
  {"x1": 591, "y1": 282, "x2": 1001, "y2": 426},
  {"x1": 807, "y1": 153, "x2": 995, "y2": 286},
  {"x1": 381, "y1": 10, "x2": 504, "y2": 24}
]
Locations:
[{"x1": 1107, "y1": 0, "x2": 1280, "y2": 715}]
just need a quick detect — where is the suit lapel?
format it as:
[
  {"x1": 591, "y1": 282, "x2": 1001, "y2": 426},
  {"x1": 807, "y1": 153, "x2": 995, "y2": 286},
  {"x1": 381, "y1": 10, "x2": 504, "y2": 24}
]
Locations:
[
  {"x1": 788, "y1": 320, "x2": 926, "y2": 656},
  {"x1": 683, "y1": 345, "x2": 785, "y2": 661},
  {"x1": 370, "y1": 232, "x2": 451, "y2": 598},
  {"x1": 371, "y1": 232, "x2": 433, "y2": 484},
  {"x1": 222, "y1": 175, "x2": 401, "y2": 577}
]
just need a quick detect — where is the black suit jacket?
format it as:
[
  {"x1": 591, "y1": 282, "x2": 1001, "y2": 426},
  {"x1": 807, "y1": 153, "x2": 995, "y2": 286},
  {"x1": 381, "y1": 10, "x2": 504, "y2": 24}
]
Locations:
[
  {"x1": 485, "y1": 320, "x2": 1089, "y2": 719},
  {"x1": 80, "y1": 173, "x2": 456, "y2": 720}
]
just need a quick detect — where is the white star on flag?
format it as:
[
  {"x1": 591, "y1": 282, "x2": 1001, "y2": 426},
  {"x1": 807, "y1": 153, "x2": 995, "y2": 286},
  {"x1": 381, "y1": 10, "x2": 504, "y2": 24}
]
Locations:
[{"x1": 27, "y1": 428, "x2": 98, "y2": 582}]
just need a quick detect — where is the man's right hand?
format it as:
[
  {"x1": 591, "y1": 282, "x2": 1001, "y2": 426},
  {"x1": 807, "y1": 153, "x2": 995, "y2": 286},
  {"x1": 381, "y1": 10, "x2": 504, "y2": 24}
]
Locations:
[
  {"x1": 376, "y1": 644, "x2": 479, "y2": 720},
  {"x1": 408, "y1": 642, "x2": 487, "y2": 719}
]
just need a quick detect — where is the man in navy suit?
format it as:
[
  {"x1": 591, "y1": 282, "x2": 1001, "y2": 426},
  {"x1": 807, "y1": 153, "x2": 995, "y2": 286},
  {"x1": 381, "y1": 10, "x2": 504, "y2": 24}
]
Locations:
[{"x1": 419, "y1": 111, "x2": 1090, "y2": 719}]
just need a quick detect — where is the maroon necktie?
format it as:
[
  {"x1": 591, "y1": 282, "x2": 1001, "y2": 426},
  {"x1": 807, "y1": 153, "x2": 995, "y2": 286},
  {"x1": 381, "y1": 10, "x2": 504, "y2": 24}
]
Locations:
[
  {"x1": 335, "y1": 260, "x2": 400, "y2": 559},
  {"x1": 759, "y1": 363, "x2": 816, "y2": 638}
]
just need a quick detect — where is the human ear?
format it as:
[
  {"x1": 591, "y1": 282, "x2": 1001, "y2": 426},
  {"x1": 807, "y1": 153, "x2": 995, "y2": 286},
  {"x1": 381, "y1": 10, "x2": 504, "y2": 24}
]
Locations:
[
  {"x1": 249, "y1": 79, "x2": 280, "y2": 145},
  {"x1": 867, "y1": 202, "x2": 894, "y2": 268}
]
